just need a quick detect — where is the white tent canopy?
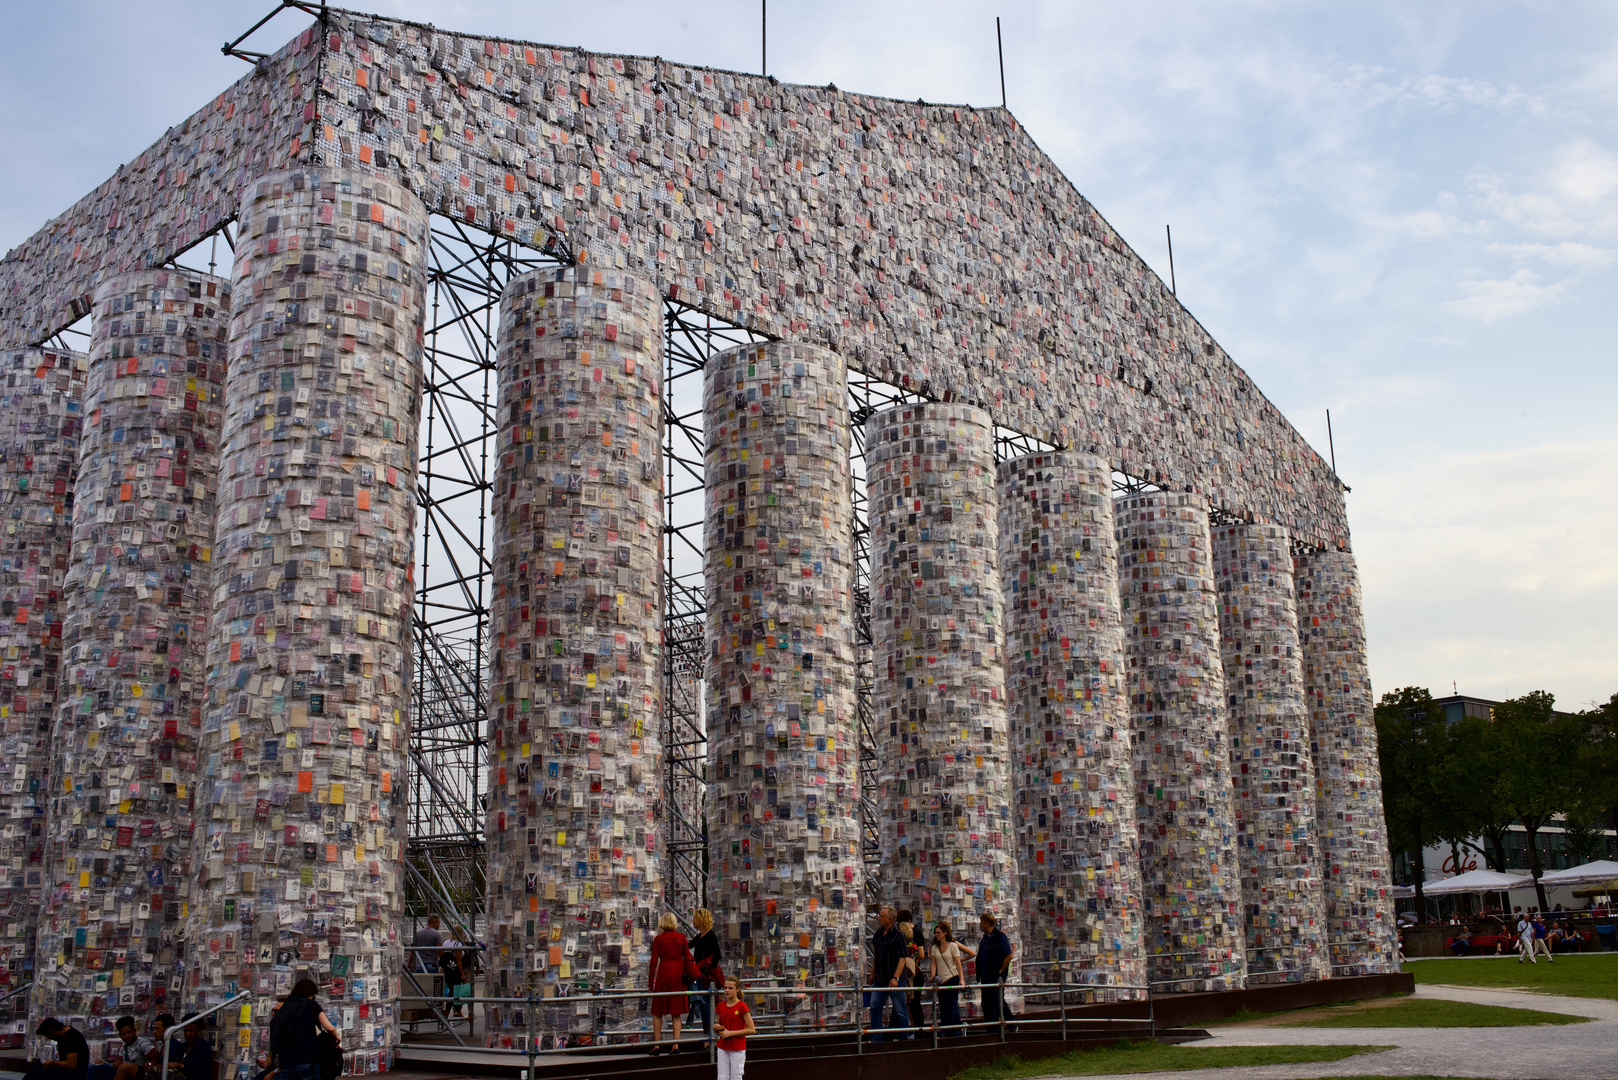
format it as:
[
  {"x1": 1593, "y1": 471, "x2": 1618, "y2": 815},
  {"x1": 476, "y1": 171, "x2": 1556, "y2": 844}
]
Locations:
[
  {"x1": 1420, "y1": 869, "x2": 1532, "y2": 895},
  {"x1": 1535, "y1": 859, "x2": 1618, "y2": 886}
]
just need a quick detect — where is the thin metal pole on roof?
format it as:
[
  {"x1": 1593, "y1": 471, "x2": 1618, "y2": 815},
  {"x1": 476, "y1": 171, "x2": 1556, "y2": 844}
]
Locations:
[
  {"x1": 996, "y1": 18, "x2": 1007, "y2": 108},
  {"x1": 1326, "y1": 409, "x2": 1338, "y2": 474},
  {"x1": 1166, "y1": 225, "x2": 1176, "y2": 296}
]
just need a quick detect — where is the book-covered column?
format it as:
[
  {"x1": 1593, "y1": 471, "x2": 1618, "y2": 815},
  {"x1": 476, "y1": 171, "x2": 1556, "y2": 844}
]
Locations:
[
  {"x1": 1211, "y1": 524, "x2": 1328, "y2": 984},
  {"x1": 194, "y1": 168, "x2": 428, "y2": 1078},
  {"x1": 999, "y1": 453, "x2": 1146, "y2": 1002},
  {"x1": 0, "y1": 347, "x2": 84, "y2": 1044},
  {"x1": 1115, "y1": 492, "x2": 1244, "y2": 993},
  {"x1": 867, "y1": 404, "x2": 1016, "y2": 951},
  {"x1": 30, "y1": 272, "x2": 227, "y2": 1044},
  {"x1": 1293, "y1": 546, "x2": 1398, "y2": 974},
  {"x1": 482, "y1": 268, "x2": 664, "y2": 1047},
  {"x1": 703, "y1": 342, "x2": 859, "y2": 1010}
]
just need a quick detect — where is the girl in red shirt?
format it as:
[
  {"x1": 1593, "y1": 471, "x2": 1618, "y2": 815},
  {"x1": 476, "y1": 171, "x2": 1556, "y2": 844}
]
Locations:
[{"x1": 714, "y1": 975, "x2": 756, "y2": 1080}]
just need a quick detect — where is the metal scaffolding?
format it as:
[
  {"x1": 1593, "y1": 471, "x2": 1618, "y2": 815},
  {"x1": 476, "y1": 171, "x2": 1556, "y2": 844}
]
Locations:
[
  {"x1": 407, "y1": 219, "x2": 562, "y2": 921},
  {"x1": 659, "y1": 304, "x2": 771, "y2": 919}
]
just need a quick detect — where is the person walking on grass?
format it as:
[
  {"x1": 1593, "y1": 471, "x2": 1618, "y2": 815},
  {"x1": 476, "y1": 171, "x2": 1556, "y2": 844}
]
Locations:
[
  {"x1": 1517, "y1": 911, "x2": 1536, "y2": 964},
  {"x1": 714, "y1": 976, "x2": 755, "y2": 1080},
  {"x1": 1531, "y1": 913, "x2": 1554, "y2": 963}
]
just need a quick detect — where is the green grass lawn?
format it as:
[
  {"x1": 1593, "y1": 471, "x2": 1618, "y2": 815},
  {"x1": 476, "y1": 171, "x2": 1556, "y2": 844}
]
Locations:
[
  {"x1": 1406, "y1": 952, "x2": 1618, "y2": 1000},
  {"x1": 949, "y1": 1040, "x2": 1392, "y2": 1079},
  {"x1": 1280, "y1": 996, "x2": 1587, "y2": 1027}
]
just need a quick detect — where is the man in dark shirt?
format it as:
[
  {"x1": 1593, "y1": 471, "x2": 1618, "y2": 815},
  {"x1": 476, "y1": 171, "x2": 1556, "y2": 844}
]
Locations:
[
  {"x1": 27, "y1": 1019, "x2": 90, "y2": 1080},
  {"x1": 412, "y1": 915, "x2": 443, "y2": 973},
  {"x1": 167, "y1": 1017, "x2": 215, "y2": 1080},
  {"x1": 976, "y1": 912, "x2": 1014, "y2": 1027},
  {"x1": 864, "y1": 906, "x2": 912, "y2": 1041}
]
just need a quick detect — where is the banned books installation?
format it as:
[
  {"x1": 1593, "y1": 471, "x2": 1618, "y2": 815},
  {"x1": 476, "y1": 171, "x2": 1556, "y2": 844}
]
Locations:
[
  {"x1": 1212, "y1": 524, "x2": 1327, "y2": 984},
  {"x1": 4, "y1": 15, "x2": 1360, "y2": 554},
  {"x1": 33, "y1": 271, "x2": 228, "y2": 1053},
  {"x1": 192, "y1": 167, "x2": 428, "y2": 1077},
  {"x1": 1293, "y1": 548, "x2": 1398, "y2": 975},
  {"x1": 867, "y1": 404, "x2": 1015, "y2": 955},
  {"x1": 1000, "y1": 453, "x2": 1146, "y2": 1001},
  {"x1": 3, "y1": 348, "x2": 84, "y2": 1051},
  {"x1": 0, "y1": 8, "x2": 1411, "y2": 1051},
  {"x1": 1116, "y1": 493, "x2": 1244, "y2": 993},
  {"x1": 704, "y1": 341, "x2": 860, "y2": 1008},
  {"x1": 483, "y1": 267, "x2": 664, "y2": 1046}
]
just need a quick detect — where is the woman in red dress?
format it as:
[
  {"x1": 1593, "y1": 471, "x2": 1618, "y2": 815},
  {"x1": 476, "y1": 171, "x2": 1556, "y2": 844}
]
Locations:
[{"x1": 647, "y1": 912, "x2": 691, "y2": 1055}]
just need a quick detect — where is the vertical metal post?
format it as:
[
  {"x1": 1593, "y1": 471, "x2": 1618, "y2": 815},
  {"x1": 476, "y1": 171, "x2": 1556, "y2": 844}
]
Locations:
[
  {"x1": 525, "y1": 990, "x2": 536, "y2": 1080},
  {"x1": 998, "y1": 977, "x2": 1006, "y2": 1043},
  {"x1": 708, "y1": 986, "x2": 717, "y2": 1065},
  {"x1": 931, "y1": 982, "x2": 939, "y2": 1049},
  {"x1": 856, "y1": 971, "x2": 864, "y2": 1055},
  {"x1": 996, "y1": 17, "x2": 1006, "y2": 108},
  {"x1": 1060, "y1": 965, "x2": 1067, "y2": 1042}
]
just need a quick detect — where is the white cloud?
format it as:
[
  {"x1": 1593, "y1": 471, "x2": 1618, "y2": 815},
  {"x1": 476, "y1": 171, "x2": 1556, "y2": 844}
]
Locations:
[
  {"x1": 1488, "y1": 240, "x2": 1617, "y2": 269},
  {"x1": 1443, "y1": 269, "x2": 1569, "y2": 322},
  {"x1": 1356, "y1": 437, "x2": 1618, "y2": 706}
]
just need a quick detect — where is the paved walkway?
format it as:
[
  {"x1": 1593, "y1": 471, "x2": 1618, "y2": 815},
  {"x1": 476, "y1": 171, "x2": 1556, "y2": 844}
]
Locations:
[{"x1": 1048, "y1": 984, "x2": 1618, "y2": 1080}]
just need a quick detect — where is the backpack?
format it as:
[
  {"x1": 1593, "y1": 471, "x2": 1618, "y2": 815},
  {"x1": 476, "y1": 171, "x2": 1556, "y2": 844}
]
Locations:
[{"x1": 316, "y1": 1030, "x2": 344, "y2": 1080}]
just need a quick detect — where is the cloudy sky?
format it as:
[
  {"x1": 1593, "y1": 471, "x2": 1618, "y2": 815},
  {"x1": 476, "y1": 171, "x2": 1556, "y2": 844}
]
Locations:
[{"x1": 3, "y1": 0, "x2": 1614, "y2": 710}]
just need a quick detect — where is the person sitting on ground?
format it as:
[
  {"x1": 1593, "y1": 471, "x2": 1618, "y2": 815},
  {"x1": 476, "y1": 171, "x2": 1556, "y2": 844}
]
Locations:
[
  {"x1": 109, "y1": 1016, "x2": 152, "y2": 1080},
  {"x1": 138, "y1": 1017, "x2": 175, "y2": 1080},
  {"x1": 168, "y1": 1019, "x2": 215, "y2": 1080},
  {"x1": 26, "y1": 1020, "x2": 90, "y2": 1080}
]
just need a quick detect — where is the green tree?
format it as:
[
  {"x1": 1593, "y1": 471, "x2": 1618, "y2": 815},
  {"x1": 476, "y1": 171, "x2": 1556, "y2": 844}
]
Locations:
[
  {"x1": 1488, "y1": 691, "x2": 1586, "y2": 910},
  {"x1": 1574, "y1": 693, "x2": 1618, "y2": 853},
  {"x1": 1447, "y1": 715, "x2": 1515, "y2": 873},
  {"x1": 1561, "y1": 814, "x2": 1606, "y2": 866},
  {"x1": 1376, "y1": 686, "x2": 1454, "y2": 923}
]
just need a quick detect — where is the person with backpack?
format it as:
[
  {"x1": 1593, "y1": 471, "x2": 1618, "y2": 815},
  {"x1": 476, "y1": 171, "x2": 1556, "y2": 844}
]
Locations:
[
  {"x1": 270, "y1": 979, "x2": 340, "y2": 1080},
  {"x1": 438, "y1": 930, "x2": 466, "y2": 1020}
]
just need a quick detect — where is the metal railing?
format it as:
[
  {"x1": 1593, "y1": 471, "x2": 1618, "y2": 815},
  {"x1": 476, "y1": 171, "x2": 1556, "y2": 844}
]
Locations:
[
  {"x1": 160, "y1": 991, "x2": 251, "y2": 1080},
  {"x1": 398, "y1": 960, "x2": 1156, "y2": 1069},
  {"x1": 1146, "y1": 948, "x2": 1247, "y2": 993}
]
